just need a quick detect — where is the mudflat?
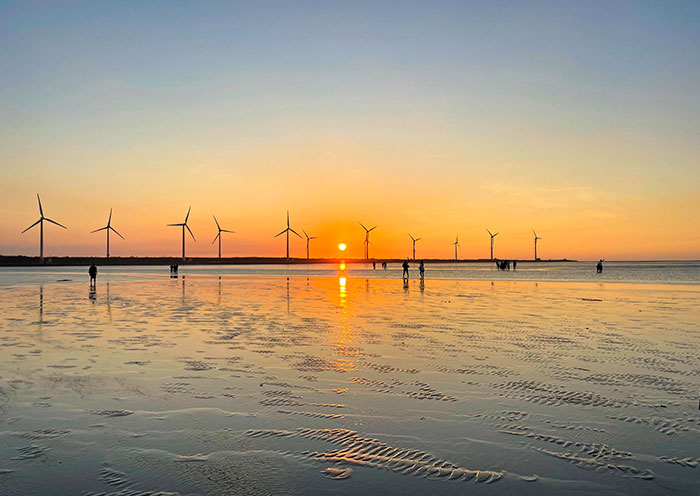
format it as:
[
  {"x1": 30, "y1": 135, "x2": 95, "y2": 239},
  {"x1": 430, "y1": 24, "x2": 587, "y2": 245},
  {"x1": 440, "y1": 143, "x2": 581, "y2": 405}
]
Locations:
[{"x1": 0, "y1": 275, "x2": 698, "y2": 495}]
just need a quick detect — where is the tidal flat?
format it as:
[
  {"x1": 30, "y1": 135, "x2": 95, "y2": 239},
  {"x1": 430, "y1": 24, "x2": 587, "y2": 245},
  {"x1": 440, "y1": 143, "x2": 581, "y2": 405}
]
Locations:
[{"x1": 0, "y1": 274, "x2": 698, "y2": 495}]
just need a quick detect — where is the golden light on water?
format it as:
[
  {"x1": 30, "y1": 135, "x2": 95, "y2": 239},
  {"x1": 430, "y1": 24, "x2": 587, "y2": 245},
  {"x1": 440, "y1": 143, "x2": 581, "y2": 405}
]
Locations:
[{"x1": 338, "y1": 243, "x2": 347, "y2": 251}]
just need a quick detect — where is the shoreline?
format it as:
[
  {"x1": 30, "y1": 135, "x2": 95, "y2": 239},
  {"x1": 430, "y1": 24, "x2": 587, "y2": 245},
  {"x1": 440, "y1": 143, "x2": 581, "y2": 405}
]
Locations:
[{"x1": 0, "y1": 255, "x2": 576, "y2": 267}]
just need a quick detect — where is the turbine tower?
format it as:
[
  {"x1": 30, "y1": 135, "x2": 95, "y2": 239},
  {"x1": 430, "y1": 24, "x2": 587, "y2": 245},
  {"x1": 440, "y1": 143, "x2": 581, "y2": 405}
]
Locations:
[
  {"x1": 211, "y1": 215, "x2": 235, "y2": 259},
  {"x1": 167, "y1": 206, "x2": 196, "y2": 261},
  {"x1": 359, "y1": 222, "x2": 377, "y2": 260},
  {"x1": 408, "y1": 233, "x2": 422, "y2": 260},
  {"x1": 486, "y1": 228, "x2": 499, "y2": 260},
  {"x1": 452, "y1": 235, "x2": 460, "y2": 261},
  {"x1": 533, "y1": 229, "x2": 541, "y2": 261},
  {"x1": 21, "y1": 194, "x2": 67, "y2": 263},
  {"x1": 302, "y1": 229, "x2": 317, "y2": 260},
  {"x1": 274, "y1": 211, "x2": 301, "y2": 260},
  {"x1": 91, "y1": 208, "x2": 124, "y2": 257}
]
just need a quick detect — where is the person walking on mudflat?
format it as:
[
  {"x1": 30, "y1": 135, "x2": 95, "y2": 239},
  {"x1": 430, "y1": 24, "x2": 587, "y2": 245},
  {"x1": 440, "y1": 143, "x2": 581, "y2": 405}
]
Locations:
[
  {"x1": 89, "y1": 263, "x2": 98, "y2": 289},
  {"x1": 402, "y1": 258, "x2": 410, "y2": 281}
]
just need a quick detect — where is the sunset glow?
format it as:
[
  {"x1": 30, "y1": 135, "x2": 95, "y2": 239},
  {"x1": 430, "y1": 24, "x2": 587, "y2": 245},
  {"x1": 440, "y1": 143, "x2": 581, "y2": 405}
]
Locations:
[
  {"x1": 0, "y1": 2, "x2": 698, "y2": 261},
  {"x1": 338, "y1": 243, "x2": 347, "y2": 252}
]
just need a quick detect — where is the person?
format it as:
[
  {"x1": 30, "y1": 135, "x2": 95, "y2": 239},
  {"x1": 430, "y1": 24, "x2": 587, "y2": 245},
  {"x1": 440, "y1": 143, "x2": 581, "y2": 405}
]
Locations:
[
  {"x1": 402, "y1": 258, "x2": 410, "y2": 280},
  {"x1": 513, "y1": 260, "x2": 517, "y2": 270},
  {"x1": 88, "y1": 263, "x2": 97, "y2": 288},
  {"x1": 373, "y1": 261, "x2": 376, "y2": 270},
  {"x1": 419, "y1": 260, "x2": 425, "y2": 280},
  {"x1": 596, "y1": 259, "x2": 604, "y2": 273},
  {"x1": 383, "y1": 261, "x2": 387, "y2": 270}
]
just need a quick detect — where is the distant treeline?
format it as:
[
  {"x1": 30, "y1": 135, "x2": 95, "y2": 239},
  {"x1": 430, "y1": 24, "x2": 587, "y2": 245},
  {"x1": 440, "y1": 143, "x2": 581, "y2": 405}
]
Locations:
[{"x1": 0, "y1": 256, "x2": 575, "y2": 267}]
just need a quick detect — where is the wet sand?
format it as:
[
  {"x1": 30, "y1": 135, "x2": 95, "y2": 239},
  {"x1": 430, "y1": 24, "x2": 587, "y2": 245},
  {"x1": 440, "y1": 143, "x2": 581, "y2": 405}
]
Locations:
[{"x1": 0, "y1": 275, "x2": 698, "y2": 495}]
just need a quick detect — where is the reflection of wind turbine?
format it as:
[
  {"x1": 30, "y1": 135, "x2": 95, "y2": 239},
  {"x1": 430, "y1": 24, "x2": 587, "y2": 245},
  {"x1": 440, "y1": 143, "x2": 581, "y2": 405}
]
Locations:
[
  {"x1": 91, "y1": 209, "x2": 124, "y2": 257},
  {"x1": 167, "y1": 207, "x2": 196, "y2": 261},
  {"x1": 486, "y1": 228, "x2": 499, "y2": 260},
  {"x1": 302, "y1": 229, "x2": 317, "y2": 260},
  {"x1": 22, "y1": 194, "x2": 67, "y2": 263},
  {"x1": 452, "y1": 235, "x2": 460, "y2": 260},
  {"x1": 211, "y1": 215, "x2": 235, "y2": 259},
  {"x1": 408, "y1": 233, "x2": 422, "y2": 260},
  {"x1": 359, "y1": 222, "x2": 377, "y2": 260},
  {"x1": 274, "y1": 211, "x2": 301, "y2": 260},
  {"x1": 533, "y1": 229, "x2": 541, "y2": 261}
]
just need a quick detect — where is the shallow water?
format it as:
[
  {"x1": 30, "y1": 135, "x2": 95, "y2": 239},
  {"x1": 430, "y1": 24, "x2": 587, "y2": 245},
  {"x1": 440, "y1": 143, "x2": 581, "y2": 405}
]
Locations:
[
  {"x1": 1, "y1": 260, "x2": 699, "y2": 287},
  {"x1": 0, "y1": 271, "x2": 698, "y2": 495}
]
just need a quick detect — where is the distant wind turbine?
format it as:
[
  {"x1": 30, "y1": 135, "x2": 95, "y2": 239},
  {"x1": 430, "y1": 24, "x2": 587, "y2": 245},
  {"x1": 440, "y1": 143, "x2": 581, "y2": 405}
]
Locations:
[
  {"x1": 533, "y1": 229, "x2": 541, "y2": 261},
  {"x1": 408, "y1": 233, "x2": 422, "y2": 260},
  {"x1": 452, "y1": 235, "x2": 460, "y2": 261},
  {"x1": 167, "y1": 207, "x2": 196, "y2": 261},
  {"x1": 21, "y1": 194, "x2": 67, "y2": 262},
  {"x1": 274, "y1": 211, "x2": 301, "y2": 260},
  {"x1": 91, "y1": 208, "x2": 124, "y2": 257},
  {"x1": 302, "y1": 229, "x2": 317, "y2": 260},
  {"x1": 486, "y1": 228, "x2": 499, "y2": 260},
  {"x1": 211, "y1": 215, "x2": 235, "y2": 259},
  {"x1": 359, "y1": 222, "x2": 377, "y2": 260}
]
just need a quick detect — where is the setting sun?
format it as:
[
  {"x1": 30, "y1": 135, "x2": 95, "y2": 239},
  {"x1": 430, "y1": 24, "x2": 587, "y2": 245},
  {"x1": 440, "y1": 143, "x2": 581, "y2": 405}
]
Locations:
[{"x1": 338, "y1": 243, "x2": 347, "y2": 251}]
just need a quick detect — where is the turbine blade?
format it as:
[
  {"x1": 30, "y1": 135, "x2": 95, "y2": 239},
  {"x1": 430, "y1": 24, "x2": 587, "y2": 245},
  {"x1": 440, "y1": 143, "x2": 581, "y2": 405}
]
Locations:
[
  {"x1": 408, "y1": 233, "x2": 414, "y2": 241},
  {"x1": 108, "y1": 208, "x2": 112, "y2": 225},
  {"x1": 37, "y1": 194, "x2": 43, "y2": 217},
  {"x1": 44, "y1": 218, "x2": 67, "y2": 229},
  {"x1": 222, "y1": 229, "x2": 235, "y2": 233},
  {"x1": 21, "y1": 219, "x2": 41, "y2": 233},
  {"x1": 213, "y1": 215, "x2": 220, "y2": 230},
  {"x1": 91, "y1": 226, "x2": 108, "y2": 233},
  {"x1": 359, "y1": 222, "x2": 368, "y2": 231},
  {"x1": 274, "y1": 228, "x2": 288, "y2": 238},
  {"x1": 369, "y1": 226, "x2": 377, "y2": 231},
  {"x1": 494, "y1": 232, "x2": 499, "y2": 237},
  {"x1": 186, "y1": 224, "x2": 196, "y2": 241},
  {"x1": 185, "y1": 206, "x2": 191, "y2": 223},
  {"x1": 302, "y1": 228, "x2": 308, "y2": 239},
  {"x1": 310, "y1": 236, "x2": 317, "y2": 240},
  {"x1": 110, "y1": 226, "x2": 125, "y2": 239},
  {"x1": 167, "y1": 223, "x2": 184, "y2": 226},
  {"x1": 212, "y1": 233, "x2": 220, "y2": 244},
  {"x1": 486, "y1": 228, "x2": 492, "y2": 236},
  {"x1": 416, "y1": 238, "x2": 422, "y2": 241},
  {"x1": 289, "y1": 228, "x2": 302, "y2": 238}
]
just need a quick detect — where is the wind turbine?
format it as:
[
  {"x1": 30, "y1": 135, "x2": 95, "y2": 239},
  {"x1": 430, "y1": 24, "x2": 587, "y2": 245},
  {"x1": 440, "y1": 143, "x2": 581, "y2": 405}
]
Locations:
[
  {"x1": 486, "y1": 228, "x2": 499, "y2": 260},
  {"x1": 452, "y1": 235, "x2": 460, "y2": 260},
  {"x1": 91, "y1": 208, "x2": 124, "y2": 258},
  {"x1": 359, "y1": 222, "x2": 377, "y2": 260},
  {"x1": 167, "y1": 207, "x2": 196, "y2": 261},
  {"x1": 408, "y1": 233, "x2": 422, "y2": 260},
  {"x1": 533, "y1": 229, "x2": 541, "y2": 261},
  {"x1": 212, "y1": 215, "x2": 235, "y2": 259},
  {"x1": 274, "y1": 211, "x2": 301, "y2": 260},
  {"x1": 302, "y1": 229, "x2": 317, "y2": 260},
  {"x1": 21, "y1": 194, "x2": 67, "y2": 262}
]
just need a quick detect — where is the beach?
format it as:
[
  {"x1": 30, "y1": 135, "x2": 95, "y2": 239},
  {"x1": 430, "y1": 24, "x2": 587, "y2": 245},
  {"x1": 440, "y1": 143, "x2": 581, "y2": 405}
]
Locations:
[{"x1": 0, "y1": 265, "x2": 698, "y2": 495}]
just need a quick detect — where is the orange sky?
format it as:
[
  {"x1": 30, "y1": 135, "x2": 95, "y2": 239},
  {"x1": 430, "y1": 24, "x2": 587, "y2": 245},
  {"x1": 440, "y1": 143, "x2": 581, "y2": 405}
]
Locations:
[{"x1": 1, "y1": 2, "x2": 699, "y2": 260}]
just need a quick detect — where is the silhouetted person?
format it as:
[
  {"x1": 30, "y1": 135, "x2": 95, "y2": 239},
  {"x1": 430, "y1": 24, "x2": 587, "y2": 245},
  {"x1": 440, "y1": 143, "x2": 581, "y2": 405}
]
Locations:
[
  {"x1": 495, "y1": 259, "x2": 500, "y2": 270},
  {"x1": 383, "y1": 261, "x2": 387, "y2": 270},
  {"x1": 513, "y1": 260, "x2": 517, "y2": 270},
  {"x1": 419, "y1": 260, "x2": 425, "y2": 280},
  {"x1": 88, "y1": 263, "x2": 97, "y2": 289},
  {"x1": 596, "y1": 259, "x2": 604, "y2": 273},
  {"x1": 402, "y1": 258, "x2": 410, "y2": 280},
  {"x1": 373, "y1": 261, "x2": 376, "y2": 270}
]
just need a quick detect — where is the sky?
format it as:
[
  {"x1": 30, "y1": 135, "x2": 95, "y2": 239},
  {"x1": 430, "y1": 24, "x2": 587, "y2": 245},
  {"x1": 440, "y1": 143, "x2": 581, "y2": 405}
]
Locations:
[{"x1": 1, "y1": 0, "x2": 698, "y2": 260}]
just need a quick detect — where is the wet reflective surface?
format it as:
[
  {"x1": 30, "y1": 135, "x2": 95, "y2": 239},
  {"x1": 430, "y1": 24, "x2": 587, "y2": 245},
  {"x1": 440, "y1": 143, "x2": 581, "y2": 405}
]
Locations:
[{"x1": 0, "y1": 273, "x2": 698, "y2": 495}]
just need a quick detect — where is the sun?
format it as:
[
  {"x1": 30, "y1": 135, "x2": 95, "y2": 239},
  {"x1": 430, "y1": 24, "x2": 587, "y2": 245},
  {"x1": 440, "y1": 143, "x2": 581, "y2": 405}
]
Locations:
[{"x1": 338, "y1": 243, "x2": 347, "y2": 251}]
